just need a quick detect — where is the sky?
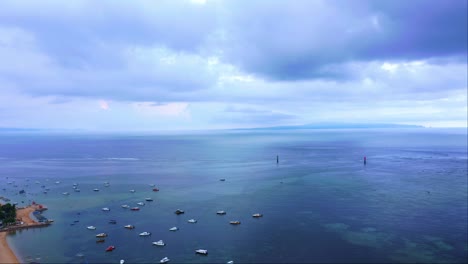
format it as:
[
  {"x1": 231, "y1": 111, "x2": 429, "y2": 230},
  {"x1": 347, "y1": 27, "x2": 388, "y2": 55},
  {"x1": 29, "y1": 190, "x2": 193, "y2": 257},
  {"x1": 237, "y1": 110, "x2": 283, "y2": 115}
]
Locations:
[{"x1": 0, "y1": 0, "x2": 466, "y2": 131}]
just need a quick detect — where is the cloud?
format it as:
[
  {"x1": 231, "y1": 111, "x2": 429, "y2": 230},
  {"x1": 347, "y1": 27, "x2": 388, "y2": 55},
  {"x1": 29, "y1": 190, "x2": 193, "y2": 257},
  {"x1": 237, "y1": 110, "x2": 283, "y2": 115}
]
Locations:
[
  {"x1": 0, "y1": 0, "x2": 466, "y2": 130},
  {"x1": 218, "y1": 0, "x2": 467, "y2": 80}
]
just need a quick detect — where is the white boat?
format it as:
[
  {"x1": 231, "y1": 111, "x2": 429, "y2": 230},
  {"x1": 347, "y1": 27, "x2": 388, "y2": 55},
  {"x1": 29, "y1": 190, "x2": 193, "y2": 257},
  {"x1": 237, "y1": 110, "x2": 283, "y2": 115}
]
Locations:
[
  {"x1": 102, "y1": 207, "x2": 110, "y2": 211},
  {"x1": 55, "y1": 181, "x2": 60, "y2": 184},
  {"x1": 195, "y1": 249, "x2": 208, "y2": 255},
  {"x1": 145, "y1": 198, "x2": 153, "y2": 201},
  {"x1": 230, "y1": 221, "x2": 241, "y2": 225},
  {"x1": 87, "y1": 226, "x2": 96, "y2": 230},
  {"x1": 188, "y1": 219, "x2": 197, "y2": 223},
  {"x1": 137, "y1": 202, "x2": 145, "y2": 206},
  {"x1": 252, "y1": 213, "x2": 263, "y2": 218},
  {"x1": 93, "y1": 188, "x2": 99, "y2": 192},
  {"x1": 139, "y1": 231, "x2": 151, "y2": 236},
  {"x1": 153, "y1": 240, "x2": 166, "y2": 246},
  {"x1": 169, "y1": 227, "x2": 178, "y2": 231},
  {"x1": 124, "y1": 225, "x2": 135, "y2": 229},
  {"x1": 216, "y1": 211, "x2": 226, "y2": 215},
  {"x1": 129, "y1": 189, "x2": 135, "y2": 193},
  {"x1": 96, "y1": 233, "x2": 107, "y2": 237},
  {"x1": 121, "y1": 204, "x2": 130, "y2": 209},
  {"x1": 120, "y1": 260, "x2": 125, "y2": 264},
  {"x1": 62, "y1": 192, "x2": 70, "y2": 195},
  {"x1": 227, "y1": 261, "x2": 234, "y2": 264},
  {"x1": 160, "y1": 257, "x2": 170, "y2": 263},
  {"x1": 150, "y1": 184, "x2": 155, "y2": 187}
]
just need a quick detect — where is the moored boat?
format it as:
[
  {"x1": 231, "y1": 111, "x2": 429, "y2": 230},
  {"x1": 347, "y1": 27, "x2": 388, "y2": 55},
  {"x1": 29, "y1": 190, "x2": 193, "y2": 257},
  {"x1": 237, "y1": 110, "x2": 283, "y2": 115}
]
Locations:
[
  {"x1": 139, "y1": 231, "x2": 151, "y2": 236},
  {"x1": 252, "y1": 213, "x2": 263, "y2": 218},
  {"x1": 160, "y1": 257, "x2": 170, "y2": 263},
  {"x1": 124, "y1": 225, "x2": 135, "y2": 229},
  {"x1": 145, "y1": 198, "x2": 153, "y2": 201},
  {"x1": 216, "y1": 211, "x2": 226, "y2": 215},
  {"x1": 131, "y1": 207, "x2": 140, "y2": 211},
  {"x1": 229, "y1": 221, "x2": 241, "y2": 225},
  {"x1": 102, "y1": 207, "x2": 110, "y2": 211},
  {"x1": 105, "y1": 245, "x2": 115, "y2": 252},
  {"x1": 169, "y1": 227, "x2": 178, "y2": 231},
  {"x1": 96, "y1": 233, "x2": 108, "y2": 238},
  {"x1": 153, "y1": 240, "x2": 165, "y2": 246},
  {"x1": 174, "y1": 209, "x2": 184, "y2": 215},
  {"x1": 87, "y1": 226, "x2": 96, "y2": 230},
  {"x1": 195, "y1": 249, "x2": 208, "y2": 255},
  {"x1": 188, "y1": 219, "x2": 197, "y2": 223}
]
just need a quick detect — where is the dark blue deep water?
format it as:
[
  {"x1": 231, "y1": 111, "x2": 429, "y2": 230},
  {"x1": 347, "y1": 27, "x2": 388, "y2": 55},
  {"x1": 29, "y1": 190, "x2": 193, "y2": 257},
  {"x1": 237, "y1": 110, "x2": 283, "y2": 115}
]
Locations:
[{"x1": 0, "y1": 129, "x2": 467, "y2": 263}]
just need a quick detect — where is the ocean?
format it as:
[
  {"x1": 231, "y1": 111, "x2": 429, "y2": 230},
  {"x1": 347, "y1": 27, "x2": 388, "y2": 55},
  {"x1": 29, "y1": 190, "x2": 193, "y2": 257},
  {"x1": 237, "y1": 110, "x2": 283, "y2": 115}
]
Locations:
[{"x1": 0, "y1": 128, "x2": 467, "y2": 263}]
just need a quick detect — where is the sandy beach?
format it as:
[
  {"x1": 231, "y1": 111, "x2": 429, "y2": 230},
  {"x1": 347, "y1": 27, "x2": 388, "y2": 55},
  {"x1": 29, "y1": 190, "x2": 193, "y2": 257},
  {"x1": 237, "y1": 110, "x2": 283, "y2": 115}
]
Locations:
[{"x1": 0, "y1": 206, "x2": 39, "y2": 264}]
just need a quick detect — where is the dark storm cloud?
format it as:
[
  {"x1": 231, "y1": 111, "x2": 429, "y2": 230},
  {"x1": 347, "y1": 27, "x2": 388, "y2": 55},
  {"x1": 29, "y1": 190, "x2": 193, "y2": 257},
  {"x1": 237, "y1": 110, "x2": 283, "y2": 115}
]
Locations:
[{"x1": 220, "y1": 0, "x2": 467, "y2": 80}]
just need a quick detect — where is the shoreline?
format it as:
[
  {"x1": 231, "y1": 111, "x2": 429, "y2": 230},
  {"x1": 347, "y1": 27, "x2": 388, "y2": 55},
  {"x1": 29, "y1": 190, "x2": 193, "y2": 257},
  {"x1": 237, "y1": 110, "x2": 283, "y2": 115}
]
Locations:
[{"x1": 0, "y1": 206, "x2": 42, "y2": 264}]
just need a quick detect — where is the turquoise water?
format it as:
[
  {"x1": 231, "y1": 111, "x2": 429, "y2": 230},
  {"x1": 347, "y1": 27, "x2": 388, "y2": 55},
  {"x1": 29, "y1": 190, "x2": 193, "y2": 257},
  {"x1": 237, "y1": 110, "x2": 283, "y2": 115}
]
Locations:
[{"x1": 1, "y1": 129, "x2": 467, "y2": 263}]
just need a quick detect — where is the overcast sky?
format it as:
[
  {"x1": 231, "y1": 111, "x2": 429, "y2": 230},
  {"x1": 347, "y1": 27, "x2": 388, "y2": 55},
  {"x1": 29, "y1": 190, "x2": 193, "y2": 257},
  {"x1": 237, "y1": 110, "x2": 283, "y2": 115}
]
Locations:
[{"x1": 0, "y1": 0, "x2": 466, "y2": 131}]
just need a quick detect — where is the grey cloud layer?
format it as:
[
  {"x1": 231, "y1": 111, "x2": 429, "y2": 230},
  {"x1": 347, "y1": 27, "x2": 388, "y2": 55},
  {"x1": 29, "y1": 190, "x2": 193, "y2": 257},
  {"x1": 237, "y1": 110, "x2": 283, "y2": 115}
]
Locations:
[{"x1": 0, "y1": 0, "x2": 466, "y2": 129}]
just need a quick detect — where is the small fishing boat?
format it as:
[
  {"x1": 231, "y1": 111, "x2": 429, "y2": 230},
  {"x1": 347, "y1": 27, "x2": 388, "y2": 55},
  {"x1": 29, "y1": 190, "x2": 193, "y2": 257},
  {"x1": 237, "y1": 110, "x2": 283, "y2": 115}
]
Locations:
[
  {"x1": 229, "y1": 221, "x2": 241, "y2": 225},
  {"x1": 96, "y1": 239, "x2": 105, "y2": 243},
  {"x1": 120, "y1": 260, "x2": 125, "y2": 264},
  {"x1": 129, "y1": 189, "x2": 135, "y2": 193},
  {"x1": 62, "y1": 192, "x2": 70, "y2": 195},
  {"x1": 96, "y1": 233, "x2": 108, "y2": 238},
  {"x1": 216, "y1": 211, "x2": 226, "y2": 215},
  {"x1": 74, "y1": 189, "x2": 80, "y2": 192},
  {"x1": 252, "y1": 213, "x2": 263, "y2": 218},
  {"x1": 102, "y1": 207, "x2": 110, "y2": 211},
  {"x1": 109, "y1": 220, "x2": 117, "y2": 224},
  {"x1": 137, "y1": 202, "x2": 145, "y2": 206},
  {"x1": 87, "y1": 226, "x2": 96, "y2": 230},
  {"x1": 188, "y1": 219, "x2": 197, "y2": 223},
  {"x1": 105, "y1": 245, "x2": 115, "y2": 252},
  {"x1": 121, "y1": 204, "x2": 130, "y2": 209},
  {"x1": 130, "y1": 207, "x2": 140, "y2": 211},
  {"x1": 169, "y1": 227, "x2": 178, "y2": 231},
  {"x1": 220, "y1": 178, "x2": 226, "y2": 181},
  {"x1": 227, "y1": 261, "x2": 234, "y2": 264},
  {"x1": 152, "y1": 240, "x2": 165, "y2": 246},
  {"x1": 124, "y1": 225, "x2": 135, "y2": 229},
  {"x1": 93, "y1": 188, "x2": 99, "y2": 192},
  {"x1": 160, "y1": 257, "x2": 170, "y2": 263},
  {"x1": 195, "y1": 249, "x2": 208, "y2": 255},
  {"x1": 152, "y1": 188, "x2": 159, "y2": 192},
  {"x1": 139, "y1": 231, "x2": 151, "y2": 236},
  {"x1": 55, "y1": 181, "x2": 60, "y2": 184},
  {"x1": 145, "y1": 198, "x2": 153, "y2": 201},
  {"x1": 174, "y1": 209, "x2": 184, "y2": 215}
]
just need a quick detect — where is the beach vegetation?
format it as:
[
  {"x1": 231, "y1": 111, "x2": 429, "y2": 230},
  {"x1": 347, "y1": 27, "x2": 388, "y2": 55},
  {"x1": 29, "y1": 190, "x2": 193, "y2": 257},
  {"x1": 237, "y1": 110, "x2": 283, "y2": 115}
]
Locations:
[{"x1": 0, "y1": 203, "x2": 17, "y2": 226}]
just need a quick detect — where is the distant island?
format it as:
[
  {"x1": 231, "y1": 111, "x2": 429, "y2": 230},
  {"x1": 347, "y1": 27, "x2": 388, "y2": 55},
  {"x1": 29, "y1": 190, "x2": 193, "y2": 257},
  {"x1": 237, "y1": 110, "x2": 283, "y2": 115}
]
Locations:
[{"x1": 234, "y1": 123, "x2": 424, "y2": 131}]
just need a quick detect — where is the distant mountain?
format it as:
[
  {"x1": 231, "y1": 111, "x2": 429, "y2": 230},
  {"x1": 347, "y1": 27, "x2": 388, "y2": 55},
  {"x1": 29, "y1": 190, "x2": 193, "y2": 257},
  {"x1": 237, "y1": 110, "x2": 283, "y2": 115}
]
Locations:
[
  {"x1": 234, "y1": 123, "x2": 424, "y2": 130},
  {"x1": 0, "y1": 127, "x2": 43, "y2": 132}
]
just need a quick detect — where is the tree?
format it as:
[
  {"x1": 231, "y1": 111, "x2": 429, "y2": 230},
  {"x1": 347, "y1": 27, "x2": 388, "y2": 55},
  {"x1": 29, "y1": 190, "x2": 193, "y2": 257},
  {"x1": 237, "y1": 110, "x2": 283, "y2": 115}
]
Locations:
[{"x1": 0, "y1": 203, "x2": 17, "y2": 226}]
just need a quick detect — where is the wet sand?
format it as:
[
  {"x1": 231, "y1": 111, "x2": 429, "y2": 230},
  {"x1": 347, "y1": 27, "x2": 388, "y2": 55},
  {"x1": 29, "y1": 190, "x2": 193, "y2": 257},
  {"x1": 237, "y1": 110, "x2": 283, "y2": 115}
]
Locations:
[{"x1": 0, "y1": 206, "x2": 39, "y2": 264}]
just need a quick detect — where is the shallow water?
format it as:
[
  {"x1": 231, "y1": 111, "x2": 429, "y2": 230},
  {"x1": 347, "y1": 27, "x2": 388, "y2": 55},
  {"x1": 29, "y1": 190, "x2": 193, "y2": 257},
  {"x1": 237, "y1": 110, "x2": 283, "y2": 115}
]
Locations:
[{"x1": 1, "y1": 129, "x2": 467, "y2": 263}]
